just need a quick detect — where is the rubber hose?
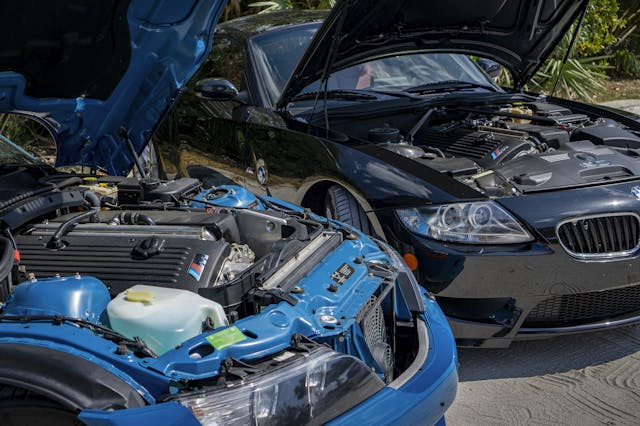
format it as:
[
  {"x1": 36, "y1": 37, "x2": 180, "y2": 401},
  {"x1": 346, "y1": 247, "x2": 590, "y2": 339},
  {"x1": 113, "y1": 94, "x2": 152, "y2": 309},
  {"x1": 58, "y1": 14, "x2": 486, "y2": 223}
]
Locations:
[{"x1": 0, "y1": 237, "x2": 13, "y2": 283}]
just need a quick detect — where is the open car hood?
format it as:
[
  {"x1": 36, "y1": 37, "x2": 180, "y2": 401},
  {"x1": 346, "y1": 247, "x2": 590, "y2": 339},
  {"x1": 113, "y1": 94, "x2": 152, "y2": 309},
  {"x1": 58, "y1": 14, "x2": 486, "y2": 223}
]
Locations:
[
  {"x1": 278, "y1": 0, "x2": 588, "y2": 108},
  {"x1": 0, "y1": 0, "x2": 226, "y2": 175}
]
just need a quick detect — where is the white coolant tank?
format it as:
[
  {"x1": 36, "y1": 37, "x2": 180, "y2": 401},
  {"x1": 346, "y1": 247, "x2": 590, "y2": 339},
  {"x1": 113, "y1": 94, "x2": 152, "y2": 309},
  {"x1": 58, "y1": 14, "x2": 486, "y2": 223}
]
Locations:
[{"x1": 107, "y1": 285, "x2": 228, "y2": 356}]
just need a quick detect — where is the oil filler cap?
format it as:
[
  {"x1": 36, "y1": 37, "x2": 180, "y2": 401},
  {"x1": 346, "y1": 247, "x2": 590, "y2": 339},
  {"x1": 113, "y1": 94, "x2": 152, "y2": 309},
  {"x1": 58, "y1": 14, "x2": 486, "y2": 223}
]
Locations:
[{"x1": 131, "y1": 236, "x2": 165, "y2": 260}]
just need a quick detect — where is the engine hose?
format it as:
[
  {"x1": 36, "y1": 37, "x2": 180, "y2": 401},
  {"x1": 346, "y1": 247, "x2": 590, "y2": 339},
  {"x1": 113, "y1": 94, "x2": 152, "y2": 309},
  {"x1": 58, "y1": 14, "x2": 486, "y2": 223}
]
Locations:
[
  {"x1": 0, "y1": 237, "x2": 13, "y2": 284},
  {"x1": 46, "y1": 209, "x2": 99, "y2": 249},
  {"x1": 109, "y1": 212, "x2": 156, "y2": 226},
  {"x1": 46, "y1": 191, "x2": 103, "y2": 249},
  {"x1": 83, "y1": 191, "x2": 101, "y2": 209},
  {"x1": 38, "y1": 175, "x2": 83, "y2": 188}
]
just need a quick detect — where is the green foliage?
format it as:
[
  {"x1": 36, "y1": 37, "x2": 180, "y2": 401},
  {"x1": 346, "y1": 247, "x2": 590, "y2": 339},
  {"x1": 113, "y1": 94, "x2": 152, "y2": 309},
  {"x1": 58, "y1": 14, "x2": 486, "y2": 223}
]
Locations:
[
  {"x1": 524, "y1": 0, "x2": 637, "y2": 101},
  {"x1": 247, "y1": 0, "x2": 334, "y2": 13},
  {"x1": 608, "y1": 2, "x2": 640, "y2": 77},
  {"x1": 529, "y1": 56, "x2": 611, "y2": 101},
  {"x1": 577, "y1": 0, "x2": 621, "y2": 56},
  {"x1": 248, "y1": 0, "x2": 293, "y2": 13}
]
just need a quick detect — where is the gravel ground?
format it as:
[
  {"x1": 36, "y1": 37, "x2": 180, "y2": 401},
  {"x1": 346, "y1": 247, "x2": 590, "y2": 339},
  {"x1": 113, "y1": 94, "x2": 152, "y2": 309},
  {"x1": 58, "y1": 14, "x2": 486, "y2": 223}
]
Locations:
[{"x1": 446, "y1": 325, "x2": 640, "y2": 426}]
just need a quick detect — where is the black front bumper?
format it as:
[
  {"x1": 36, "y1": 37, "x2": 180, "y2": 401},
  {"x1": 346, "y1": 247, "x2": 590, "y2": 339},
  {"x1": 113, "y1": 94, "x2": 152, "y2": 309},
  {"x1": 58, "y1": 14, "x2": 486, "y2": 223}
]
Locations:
[
  {"x1": 418, "y1": 238, "x2": 640, "y2": 347},
  {"x1": 388, "y1": 180, "x2": 640, "y2": 348}
]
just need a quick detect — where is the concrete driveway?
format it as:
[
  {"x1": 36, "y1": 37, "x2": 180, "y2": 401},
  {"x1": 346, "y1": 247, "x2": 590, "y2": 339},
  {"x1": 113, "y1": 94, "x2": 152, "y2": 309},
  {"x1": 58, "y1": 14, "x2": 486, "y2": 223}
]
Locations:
[
  {"x1": 601, "y1": 99, "x2": 640, "y2": 115},
  {"x1": 446, "y1": 324, "x2": 640, "y2": 425}
]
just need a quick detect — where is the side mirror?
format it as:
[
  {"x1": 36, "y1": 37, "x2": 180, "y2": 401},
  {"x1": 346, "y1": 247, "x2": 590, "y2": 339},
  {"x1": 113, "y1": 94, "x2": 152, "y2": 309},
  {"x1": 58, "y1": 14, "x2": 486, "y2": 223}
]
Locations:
[
  {"x1": 195, "y1": 78, "x2": 240, "y2": 101},
  {"x1": 477, "y1": 59, "x2": 503, "y2": 80}
]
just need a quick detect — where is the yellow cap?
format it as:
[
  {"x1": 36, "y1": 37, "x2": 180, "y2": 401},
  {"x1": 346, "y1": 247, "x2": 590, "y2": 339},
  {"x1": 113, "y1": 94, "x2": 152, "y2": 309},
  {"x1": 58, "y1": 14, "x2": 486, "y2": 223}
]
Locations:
[{"x1": 125, "y1": 289, "x2": 154, "y2": 303}]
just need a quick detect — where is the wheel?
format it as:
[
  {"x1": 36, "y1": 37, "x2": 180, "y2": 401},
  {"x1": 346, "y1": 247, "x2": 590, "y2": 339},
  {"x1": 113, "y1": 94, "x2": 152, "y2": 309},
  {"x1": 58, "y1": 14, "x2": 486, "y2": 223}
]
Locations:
[
  {"x1": 324, "y1": 185, "x2": 371, "y2": 234},
  {"x1": 0, "y1": 386, "x2": 80, "y2": 426}
]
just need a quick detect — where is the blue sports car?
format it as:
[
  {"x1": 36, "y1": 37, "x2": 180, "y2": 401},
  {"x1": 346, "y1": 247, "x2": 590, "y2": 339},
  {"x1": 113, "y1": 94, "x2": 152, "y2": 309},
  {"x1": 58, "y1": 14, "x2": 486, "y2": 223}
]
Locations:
[{"x1": 0, "y1": 1, "x2": 457, "y2": 425}]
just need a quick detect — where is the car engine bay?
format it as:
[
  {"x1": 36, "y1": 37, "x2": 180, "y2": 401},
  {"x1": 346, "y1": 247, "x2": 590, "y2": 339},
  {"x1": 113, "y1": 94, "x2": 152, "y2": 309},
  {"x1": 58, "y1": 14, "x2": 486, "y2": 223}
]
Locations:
[
  {"x1": 324, "y1": 100, "x2": 640, "y2": 196},
  {"x1": 0, "y1": 167, "x2": 422, "y2": 383}
]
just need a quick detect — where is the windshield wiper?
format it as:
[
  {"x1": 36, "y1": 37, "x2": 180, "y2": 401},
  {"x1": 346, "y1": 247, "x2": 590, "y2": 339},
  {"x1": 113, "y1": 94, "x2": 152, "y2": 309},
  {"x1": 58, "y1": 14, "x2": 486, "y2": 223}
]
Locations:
[
  {"x1": 290, "y1": 89, "x2": 378, "y2": 103},
  {"x1": 406, "y1": 80, "x2": 498, "y2": 94}
]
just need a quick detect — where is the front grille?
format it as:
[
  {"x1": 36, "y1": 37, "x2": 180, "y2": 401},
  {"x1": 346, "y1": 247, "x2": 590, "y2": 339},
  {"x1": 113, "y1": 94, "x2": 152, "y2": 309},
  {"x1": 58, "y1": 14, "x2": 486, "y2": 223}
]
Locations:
[
  {"x1": 557, "y1": 214, "x2": 640, "y2": 258},
  {"x1": 524, "y1": 284, "x2": 640, "y2": 327}
]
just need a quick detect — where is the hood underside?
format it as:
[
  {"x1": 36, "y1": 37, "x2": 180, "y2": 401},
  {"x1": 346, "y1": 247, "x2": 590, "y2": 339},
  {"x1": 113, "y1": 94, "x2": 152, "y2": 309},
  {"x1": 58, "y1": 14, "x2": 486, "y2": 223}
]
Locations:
[
  {"x1": 0, "y1": 0, "x2": 226, "y2": 175},
  {"x1": 279, "y1": 0, "x2": 588, "y2": 107}
]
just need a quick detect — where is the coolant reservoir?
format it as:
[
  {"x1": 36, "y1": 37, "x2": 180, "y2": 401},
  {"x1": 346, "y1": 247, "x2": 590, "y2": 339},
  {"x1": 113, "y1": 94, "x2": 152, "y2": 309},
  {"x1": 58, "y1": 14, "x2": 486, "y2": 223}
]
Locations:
[{"x1": 107, "y1": 285, "x2": 228, "y2": 355}]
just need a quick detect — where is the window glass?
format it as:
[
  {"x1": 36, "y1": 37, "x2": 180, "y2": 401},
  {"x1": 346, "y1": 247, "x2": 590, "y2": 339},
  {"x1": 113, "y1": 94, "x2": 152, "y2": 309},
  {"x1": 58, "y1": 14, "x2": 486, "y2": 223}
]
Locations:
[
  {"x1": 197, "y1": 35, "x2": 245, "y2": 89},
  {"x1": 251, "y1": 23, "x2": 497, "y2": 102},
  {"x1": 0, "y1": 114, "x2": 55, "y2": 165}
]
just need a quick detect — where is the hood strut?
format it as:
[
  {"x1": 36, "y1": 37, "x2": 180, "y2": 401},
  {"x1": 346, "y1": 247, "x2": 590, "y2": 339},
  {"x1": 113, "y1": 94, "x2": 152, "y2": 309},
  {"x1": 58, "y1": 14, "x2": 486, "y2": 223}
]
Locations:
[
  {"x1": 310, "y1": 0, "x2": 352, "y2": 132},
  {"x1": 551, "y1": 1, "x2": 590, "y2": 96},
  {"x1": 121, "y1": 127, "x2": 147, "y2": 180}
]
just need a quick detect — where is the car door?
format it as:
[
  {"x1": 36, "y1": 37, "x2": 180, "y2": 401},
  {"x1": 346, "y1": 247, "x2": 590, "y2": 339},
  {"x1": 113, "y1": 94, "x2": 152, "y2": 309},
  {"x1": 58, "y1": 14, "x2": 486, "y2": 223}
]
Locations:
[{"x1": 155, "y1": 32, "x2": 346, "y2": 205}]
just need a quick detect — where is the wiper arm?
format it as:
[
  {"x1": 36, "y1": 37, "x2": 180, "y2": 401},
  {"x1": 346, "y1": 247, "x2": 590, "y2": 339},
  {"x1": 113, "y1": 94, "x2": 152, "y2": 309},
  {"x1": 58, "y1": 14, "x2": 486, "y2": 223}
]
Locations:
[
  {"x1": 406, "y1": 80, "x2": 498, "y2": 94},
  {"x1": 290, "y1": 89, "x2": 378, "y2": 103}
]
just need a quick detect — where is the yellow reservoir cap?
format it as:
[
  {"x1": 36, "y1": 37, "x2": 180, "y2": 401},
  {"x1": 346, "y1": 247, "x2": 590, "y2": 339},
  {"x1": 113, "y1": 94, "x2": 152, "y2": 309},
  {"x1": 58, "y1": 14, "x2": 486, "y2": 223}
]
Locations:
[{"x1": 125, "y1": 289, "x2": 154, "y2": 303}]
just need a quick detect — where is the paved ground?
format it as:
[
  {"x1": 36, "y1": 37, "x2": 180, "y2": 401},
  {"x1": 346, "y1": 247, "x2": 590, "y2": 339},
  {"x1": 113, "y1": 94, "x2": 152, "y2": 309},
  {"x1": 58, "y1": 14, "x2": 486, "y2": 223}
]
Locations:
[
  {"x1": 446, "y1": 325, "x2": 640, "y2": 425},
  {"x1": 600, "y1": 99, "x2": 640, "y2": 115}
]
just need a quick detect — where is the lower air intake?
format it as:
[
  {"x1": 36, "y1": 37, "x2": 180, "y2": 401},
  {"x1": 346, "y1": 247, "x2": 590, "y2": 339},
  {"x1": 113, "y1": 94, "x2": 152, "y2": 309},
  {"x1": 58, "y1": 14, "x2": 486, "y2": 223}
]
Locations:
[{"x1": 524, "y1": 283, "x2": 640, "y2": 327}]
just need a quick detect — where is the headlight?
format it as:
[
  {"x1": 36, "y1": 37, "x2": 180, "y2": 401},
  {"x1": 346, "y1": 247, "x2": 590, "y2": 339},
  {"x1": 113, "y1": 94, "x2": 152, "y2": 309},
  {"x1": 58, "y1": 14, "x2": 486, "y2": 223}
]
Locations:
[
  {"x1": 396, "y1": 202, "x2": 533, "y2": 244},
  {"x1": 174, "y1": 347, "x2": 384, "y2": 425}
]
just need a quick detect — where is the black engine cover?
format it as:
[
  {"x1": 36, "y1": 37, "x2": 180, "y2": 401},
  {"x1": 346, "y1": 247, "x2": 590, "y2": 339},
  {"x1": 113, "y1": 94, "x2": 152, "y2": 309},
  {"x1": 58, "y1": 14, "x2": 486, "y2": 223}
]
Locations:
[{"x1": 17, "y1": 227, "x2": 230, "y2": 296}]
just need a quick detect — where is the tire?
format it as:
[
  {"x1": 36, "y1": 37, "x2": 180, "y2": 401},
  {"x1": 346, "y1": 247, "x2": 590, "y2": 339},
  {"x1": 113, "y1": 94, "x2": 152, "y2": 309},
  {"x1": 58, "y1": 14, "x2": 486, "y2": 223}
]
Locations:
[
  {"x1": 0, "y1": 386, "x2": 80, "y2": 426},
  {"x1": 324, "y1": 185, "x2": 371, "y2": 234}
]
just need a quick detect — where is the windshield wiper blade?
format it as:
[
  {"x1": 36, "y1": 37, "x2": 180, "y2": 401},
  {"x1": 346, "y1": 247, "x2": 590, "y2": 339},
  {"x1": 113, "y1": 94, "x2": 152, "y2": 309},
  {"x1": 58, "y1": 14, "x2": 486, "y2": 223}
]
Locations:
[
  {"x1": 290, "y1": 89, "x2": 378, "y2": 103},
  {"x1": 406, "y1": 80, "x2": 498, "y2": 94}
]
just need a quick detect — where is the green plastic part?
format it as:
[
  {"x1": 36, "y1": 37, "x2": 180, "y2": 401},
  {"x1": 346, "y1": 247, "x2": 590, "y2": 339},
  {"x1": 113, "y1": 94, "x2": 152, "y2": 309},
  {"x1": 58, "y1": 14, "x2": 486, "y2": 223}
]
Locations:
[{"x1": 206, "y1": 326, "x2": 247, "y2": 350}]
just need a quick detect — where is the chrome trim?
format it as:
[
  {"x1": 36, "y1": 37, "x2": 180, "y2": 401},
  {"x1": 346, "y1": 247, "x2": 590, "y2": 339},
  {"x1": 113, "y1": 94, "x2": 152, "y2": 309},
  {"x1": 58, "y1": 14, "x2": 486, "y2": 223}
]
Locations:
[
  {"x1": 519, "y1": 311, "x2": 640, "y2": 334},
  {"x1": 555, "y1": 212, "x2": 640, "y2": 260},
  {"x1": 389, "y1": 318, "x2": 429, "y2": 390}
]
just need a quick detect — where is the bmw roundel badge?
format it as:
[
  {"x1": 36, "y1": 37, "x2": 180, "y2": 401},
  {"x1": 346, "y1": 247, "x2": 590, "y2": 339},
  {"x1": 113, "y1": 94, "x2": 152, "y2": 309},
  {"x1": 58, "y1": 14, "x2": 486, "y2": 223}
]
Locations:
[{"x1": 632, "y1": 186, "x2": 640, "y2": 200}]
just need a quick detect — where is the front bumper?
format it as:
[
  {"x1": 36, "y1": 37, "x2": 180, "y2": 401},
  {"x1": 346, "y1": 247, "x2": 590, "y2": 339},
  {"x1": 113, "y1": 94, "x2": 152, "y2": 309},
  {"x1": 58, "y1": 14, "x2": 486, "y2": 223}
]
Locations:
[
  {"x1": 79, "y1": 296, "x2": 458, "y2": 426},
  {"x1": 389, "y1": 180, "x2": 640, "y2": 348},
  {"x1": 330, "y1": 297, "x2": 458, "y2": 426}
]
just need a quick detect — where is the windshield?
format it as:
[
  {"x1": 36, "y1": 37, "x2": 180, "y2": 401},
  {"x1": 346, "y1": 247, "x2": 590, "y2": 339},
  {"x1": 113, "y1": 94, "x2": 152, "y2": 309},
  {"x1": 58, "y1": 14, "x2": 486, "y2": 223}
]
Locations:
[
  {"x1": 250, "y1": 22, "x2": 497, "y2": 104},
  {"x1": 0, "y1": 133, "x2": 39, "y2": 166}
]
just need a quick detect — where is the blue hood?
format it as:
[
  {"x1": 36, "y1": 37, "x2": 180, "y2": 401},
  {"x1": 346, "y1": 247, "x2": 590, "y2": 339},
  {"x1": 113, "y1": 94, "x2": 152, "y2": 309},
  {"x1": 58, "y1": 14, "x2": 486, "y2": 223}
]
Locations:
[{"x1": 0, "y1": 0, "x2": 227, "y2": 175}]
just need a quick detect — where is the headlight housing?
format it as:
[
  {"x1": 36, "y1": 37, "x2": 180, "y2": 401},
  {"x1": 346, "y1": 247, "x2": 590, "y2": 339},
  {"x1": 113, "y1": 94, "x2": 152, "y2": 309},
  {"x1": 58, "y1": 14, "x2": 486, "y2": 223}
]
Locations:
[
  {"x1": 173, "y1": 346, "x2": 384, "y2": 425},
  {"x1": 396, "y1": 202, "x2": 533, "y2": 244}
]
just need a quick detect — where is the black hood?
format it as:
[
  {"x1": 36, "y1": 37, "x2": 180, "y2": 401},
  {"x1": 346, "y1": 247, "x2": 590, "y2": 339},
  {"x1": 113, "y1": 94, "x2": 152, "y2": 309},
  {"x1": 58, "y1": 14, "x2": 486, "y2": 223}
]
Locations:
[{"x1": 278, "y1": 0, "x2": 588, "y2": 107}]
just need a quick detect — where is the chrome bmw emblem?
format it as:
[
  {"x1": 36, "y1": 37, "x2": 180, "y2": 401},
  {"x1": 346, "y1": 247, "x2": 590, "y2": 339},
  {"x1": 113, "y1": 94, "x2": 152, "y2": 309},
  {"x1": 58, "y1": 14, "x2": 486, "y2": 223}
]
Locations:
[{"x1": 633, "y1": 186, "x2": 640, "y2": 200}]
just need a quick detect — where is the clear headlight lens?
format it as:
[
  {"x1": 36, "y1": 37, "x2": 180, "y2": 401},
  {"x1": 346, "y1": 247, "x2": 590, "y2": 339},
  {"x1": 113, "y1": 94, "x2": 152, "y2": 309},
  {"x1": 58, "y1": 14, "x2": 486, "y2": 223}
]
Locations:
[
  {"x1": 396, "y1": 202, "x2": 533, "y2": 244},
  {"x1": 174, "y1": 347, "x2": 384, "y2": 425}
]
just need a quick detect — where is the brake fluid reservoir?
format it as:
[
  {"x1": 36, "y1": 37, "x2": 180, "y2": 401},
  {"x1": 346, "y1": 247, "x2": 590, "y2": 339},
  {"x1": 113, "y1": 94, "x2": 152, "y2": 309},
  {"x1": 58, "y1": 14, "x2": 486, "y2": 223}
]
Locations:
[{"x1": 107, "y1": 285, "x2": 228, "y2": 355}]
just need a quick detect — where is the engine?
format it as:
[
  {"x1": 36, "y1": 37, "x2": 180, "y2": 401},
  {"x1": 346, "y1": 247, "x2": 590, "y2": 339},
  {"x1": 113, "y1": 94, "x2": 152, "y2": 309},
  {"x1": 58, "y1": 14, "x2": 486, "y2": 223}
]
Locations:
[
  {"x1": 371, "y1": 101, "x2": 640, "y2": 195},
  {"x1": 0, "y1": 175, "x2": 328, "y2": 321}
]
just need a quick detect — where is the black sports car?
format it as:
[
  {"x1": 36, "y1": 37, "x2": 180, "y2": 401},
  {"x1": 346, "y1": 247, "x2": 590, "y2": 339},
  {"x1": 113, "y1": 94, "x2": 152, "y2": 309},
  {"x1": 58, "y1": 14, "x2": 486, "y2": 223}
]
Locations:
[{"x1": 154, "y1": 1, "x2": 640, "y2": 347}]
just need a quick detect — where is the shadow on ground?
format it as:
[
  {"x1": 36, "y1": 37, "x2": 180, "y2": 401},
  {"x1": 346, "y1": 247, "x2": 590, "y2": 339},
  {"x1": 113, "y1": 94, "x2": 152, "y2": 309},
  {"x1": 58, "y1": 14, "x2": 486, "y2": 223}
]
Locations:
[{"x1": 457, "y1": 324, "x2": 640, "y2": 382}]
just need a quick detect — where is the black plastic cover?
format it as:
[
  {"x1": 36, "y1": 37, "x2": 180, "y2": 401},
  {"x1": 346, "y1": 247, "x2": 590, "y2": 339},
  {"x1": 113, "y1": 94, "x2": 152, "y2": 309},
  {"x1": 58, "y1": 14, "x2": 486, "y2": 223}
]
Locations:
[
  {"x1": 0, "y1": 343, "x2": 146, "y2": 410},
  {"x1": 17, "y1": 232, "x2": 230, "y2": 296},
  {"x1": 573, "y1": 123, "x2": 640, "y2": 149}
]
